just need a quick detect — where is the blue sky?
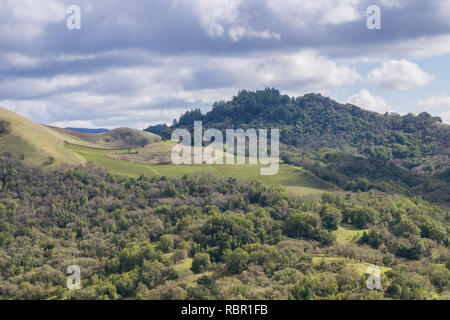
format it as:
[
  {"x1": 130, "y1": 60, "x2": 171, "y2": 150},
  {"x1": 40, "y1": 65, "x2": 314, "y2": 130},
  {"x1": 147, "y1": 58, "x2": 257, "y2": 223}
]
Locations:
[{"x1": 0, "y1": 0, "x2": 449, "y2": 129}]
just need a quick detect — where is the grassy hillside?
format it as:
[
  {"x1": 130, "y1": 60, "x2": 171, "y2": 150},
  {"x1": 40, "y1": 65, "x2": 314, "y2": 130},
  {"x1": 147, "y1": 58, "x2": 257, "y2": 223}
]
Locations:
[
  {"x1": 0, "y1": 107, "x2": 85, "y2": 166},
  {"x1": 51, "y1": 126, "x2": 161, "y2": 148},
  {"x1": 0, "y1": 108, "x2": 335, "y2": 195},
  {"x1": 78, "y1": 150, "x2": 335, "y2": 195}
]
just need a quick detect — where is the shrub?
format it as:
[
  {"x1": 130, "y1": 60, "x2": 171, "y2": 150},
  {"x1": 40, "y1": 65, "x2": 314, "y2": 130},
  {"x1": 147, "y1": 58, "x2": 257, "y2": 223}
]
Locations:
[
  {"x1": 223, "y1": 248, "x2": 249, "y2": 274},
  {"x1": 157, "y1": 234, "x2": 174, "y2": 253},
  {"x1": 148, "y1": 281, "x2": 185, "y2": 300},
  {"x1": 320, "y1": 205, "x2": 342, "y2": 231},
  {"x1": 191, "y1": 253, "x2": 210, "y2": 273},
  {"x1": 0, "y1": 120, "x2": 10, "y2": 135},
  {"x1": 171, "y1": 249, "x2": 188, "y2": 264},
  {"x1": 285, "y1": 212, "x2": 319, "y2": 239}
]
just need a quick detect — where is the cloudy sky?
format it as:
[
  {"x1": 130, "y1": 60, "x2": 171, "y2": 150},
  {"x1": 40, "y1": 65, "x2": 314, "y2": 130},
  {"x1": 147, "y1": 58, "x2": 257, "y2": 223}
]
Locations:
[{"x1": 0, "y1": 0, "x2": 449, "y2": 129}]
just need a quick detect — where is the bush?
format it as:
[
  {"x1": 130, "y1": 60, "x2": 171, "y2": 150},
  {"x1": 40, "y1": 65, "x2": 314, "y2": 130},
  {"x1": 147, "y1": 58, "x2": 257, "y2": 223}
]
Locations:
[
  {"x1": 320, "y1": 205, "x2": 342, "y2": 231},
  {"x1": 191, "y1": 253, "x2": 210, "y2": 273},
  {"x1": 285, "y1": 212, "x2": 319, "y2": 239},
  {"x1": 194, "y1": 214, "x2": 256, "y2": 260},
  {"x1": 171, "y1": 249, "x2": 188, "y2": 263},
  {"x1": 0, "y1": 120, "x2": 10, "y2": 135},
  {"x1": 346, "y1": 206, "x2": 379, "y2": 228},
  {"x1": 223, "y1": 248, "x2": 249, "y2": 274},
  {"x1": 157, "y1": 234, "x2": 174, "y2": 253},
  {"x1": 148, "y1": 281, "x2": 185, "y2": 300}
]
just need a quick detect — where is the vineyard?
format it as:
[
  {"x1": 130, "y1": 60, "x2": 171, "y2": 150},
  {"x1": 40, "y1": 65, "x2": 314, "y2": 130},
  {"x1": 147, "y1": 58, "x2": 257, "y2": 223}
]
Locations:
[{"x1": 62, "y1": 141, "x2": 138, "y2": 155}]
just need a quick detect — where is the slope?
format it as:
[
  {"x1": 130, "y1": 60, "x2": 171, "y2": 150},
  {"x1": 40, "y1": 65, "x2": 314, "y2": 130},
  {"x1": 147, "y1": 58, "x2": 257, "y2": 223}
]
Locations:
[
  {"x1": 50, "y1": 126, "x2": 161, "y2": 148},
  {"x1": 159, "y1": 88, "x2": 450, "y2": 203},
  {"x1": 0, "y1": 107, "x2": 85, "y2": 166}
]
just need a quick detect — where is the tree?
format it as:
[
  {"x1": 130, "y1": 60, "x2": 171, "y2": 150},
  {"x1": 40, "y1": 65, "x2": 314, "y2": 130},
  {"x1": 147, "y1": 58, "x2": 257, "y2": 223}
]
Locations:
[
  {"x1": 285, "y1": 212, "x2": 319, "y2": 239},
  {"x1": 292, "y1": 277, "x2": 312, "y2": 300},
  {"x1": 356, "y1": 178, "x2": 370, "y2": 192},
  {"x1": 0, "y1": 120, "x2": 10, "y2": 135},
  {"x1": 393, "y1": 216, "x2": 420, "y2": 237},
  {"x1": 140, "y1": 260, "x2": 166, "y2": 289},
  {"x1": 171, "y1": 249, "x2": 188, "y2": 264},
  {"x1": 347, "y1": 206, "x2": 379, "y2": 228},
  {"x1": 223, "y1": 248, "x2": 249, "y2": 274},
  {"x1": 194, "y1": 214, "x2": 256, "y2": 260},
  {"x1": 157, "y1": 234, "x2": 174, "y2": 253},
  {"x1": 0, "y1": 203, "x2": 6, "y2": 217},
  {"x1": 191, "y1": 253, "x2": 210, "y2": 273},
  {"x1": 320, "y1": 205, "x2": 342, "y2": 231},
  {"x1": 148, "y1": 281, "x2": 186, "y2": 300}
]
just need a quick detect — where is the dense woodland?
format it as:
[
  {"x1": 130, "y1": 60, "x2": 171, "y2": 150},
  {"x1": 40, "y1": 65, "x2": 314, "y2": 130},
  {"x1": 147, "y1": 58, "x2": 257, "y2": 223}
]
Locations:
[
  {"x1": 151, "y1": 89, "x2": 450, "y2": 204},
  {"x1": 0, "y1": 154, "x2": 448, "y2": 300}
]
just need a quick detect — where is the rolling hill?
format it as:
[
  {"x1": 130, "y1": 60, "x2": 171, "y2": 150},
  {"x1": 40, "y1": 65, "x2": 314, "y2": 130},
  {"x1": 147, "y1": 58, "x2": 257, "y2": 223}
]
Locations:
[
  {"x1": 0, "y1": 107, "x2": 85, "y2": 166},
  {"x1": 158, "y1": 88, "x2": 450, "y2": 204},
  {"x1": 0, "y1": 106, "x2": 335, "y2": 195},
  {"x1": 0, "y1": 107, "x2": 159, "y2": 167},
  {"x1": 50, "y1": 126, "x2": 161, "y2": 148}
]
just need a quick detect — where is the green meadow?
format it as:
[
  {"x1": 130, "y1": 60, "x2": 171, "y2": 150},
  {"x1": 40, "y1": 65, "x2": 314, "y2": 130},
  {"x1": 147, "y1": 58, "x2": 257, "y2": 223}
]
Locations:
[{"x1": 79, "y1": 151, "x2": 335, "y2": 195}]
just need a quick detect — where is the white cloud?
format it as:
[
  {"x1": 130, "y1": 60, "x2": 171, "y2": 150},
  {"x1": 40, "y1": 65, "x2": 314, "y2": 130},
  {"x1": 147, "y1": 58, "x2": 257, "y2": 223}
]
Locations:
[
  {"x1": 377, "y1": 0, "x2": 405, "y2": 8},
  {"x1": 0, "y1": 0, "x2": 66, "y2": 41},
  {"x1": 0, "y1": 49, "x2": 360, "y2": 128},
  {"x1": 418, "y1": 96, "x2": 450, "y2": 111},
  {"x1": 266, "y1": 0, "x2": 362, "y2": 28},
  {"x1": 174, "y1": 0, "x2": 280, "y2": 41},
  {"x1": 246, "y1": 51, "x2": 361, "y2": 89},
  {"x1": 434, "y1": 1, "x2": 450, "y2": 26},
  {"x1": 0, "y1": 99, "x2": 52, "y2": 122},
  {"x1": 0, "y1": 75, "x2": 91, "y2": 99},
  {"x1": 49, "y1": 120, "x2": 97, "y2": 129},
  {"x1": 1, "y1": 50, "x2": 360, "y2": 100},
  {"x1": 186, "y1": 0, "x2": 242, "y2": 38},
  {"x1": 378, "y1": 35, "x2": 450, "y2": 60},
  {"x1": 347, "y1": 89, "x2": 390, "y2": 113},
  {"x1": 418, "y1": 96, "x2": 450, "y2": 123},
  {"x1": 367, "y1": 60, "x2": 434, "y2": 90},
  {"x1": 0, "y1": 53, "x2": 40, "y2": 70},
  {"x1": 228, "y1": 26, "x2": 281, "y2": 42}
]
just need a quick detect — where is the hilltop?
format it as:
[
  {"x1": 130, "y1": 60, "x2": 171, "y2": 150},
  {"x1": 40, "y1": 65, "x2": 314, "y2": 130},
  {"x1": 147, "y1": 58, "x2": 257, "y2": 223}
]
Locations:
[
  {"x1": 157, "y1": 88, "x2": 450, "y2": 203},
  {"x1": 0, "y1": 107, "x2": 160, "y2": 167},
  {"x1": 50, "y1": 126, "x2": 161, "y2": 148}
]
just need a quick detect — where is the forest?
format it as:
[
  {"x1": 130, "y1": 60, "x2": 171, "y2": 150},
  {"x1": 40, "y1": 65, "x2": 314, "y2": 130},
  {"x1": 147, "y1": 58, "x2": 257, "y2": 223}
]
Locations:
[{"x1": 0, "y1": 153, "x2": 448, "y2": 300}]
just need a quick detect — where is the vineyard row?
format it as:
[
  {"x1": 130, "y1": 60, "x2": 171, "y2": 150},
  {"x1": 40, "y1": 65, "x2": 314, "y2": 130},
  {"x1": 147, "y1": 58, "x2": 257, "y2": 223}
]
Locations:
[{"x1": 62, "y1": 141, "x2": 138, "y2": 154}]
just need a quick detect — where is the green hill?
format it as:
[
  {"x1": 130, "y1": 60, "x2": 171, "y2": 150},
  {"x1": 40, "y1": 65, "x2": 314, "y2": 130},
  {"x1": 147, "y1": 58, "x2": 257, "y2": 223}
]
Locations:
[
  {"x1": 50, "y1": 126, "x2": 161, "y2": 148},
  {"x1": 160, "y1": 88, "x2": 450, "y2": 204},
  {"x1": 0, "y1": 108, "x2": 159, "y2": 167},
  {"x1": 0, "y1": 107, "x2": 85, "y2": 166},
  {"x1": 0, "y1": 107, "x2": 332, "y2": 195}
]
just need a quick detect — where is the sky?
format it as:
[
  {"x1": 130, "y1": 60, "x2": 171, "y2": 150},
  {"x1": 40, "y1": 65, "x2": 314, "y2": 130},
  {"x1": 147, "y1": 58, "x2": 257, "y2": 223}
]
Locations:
[{"x1": 0, "y1": 0, "x2": 449, "y2": 129}]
